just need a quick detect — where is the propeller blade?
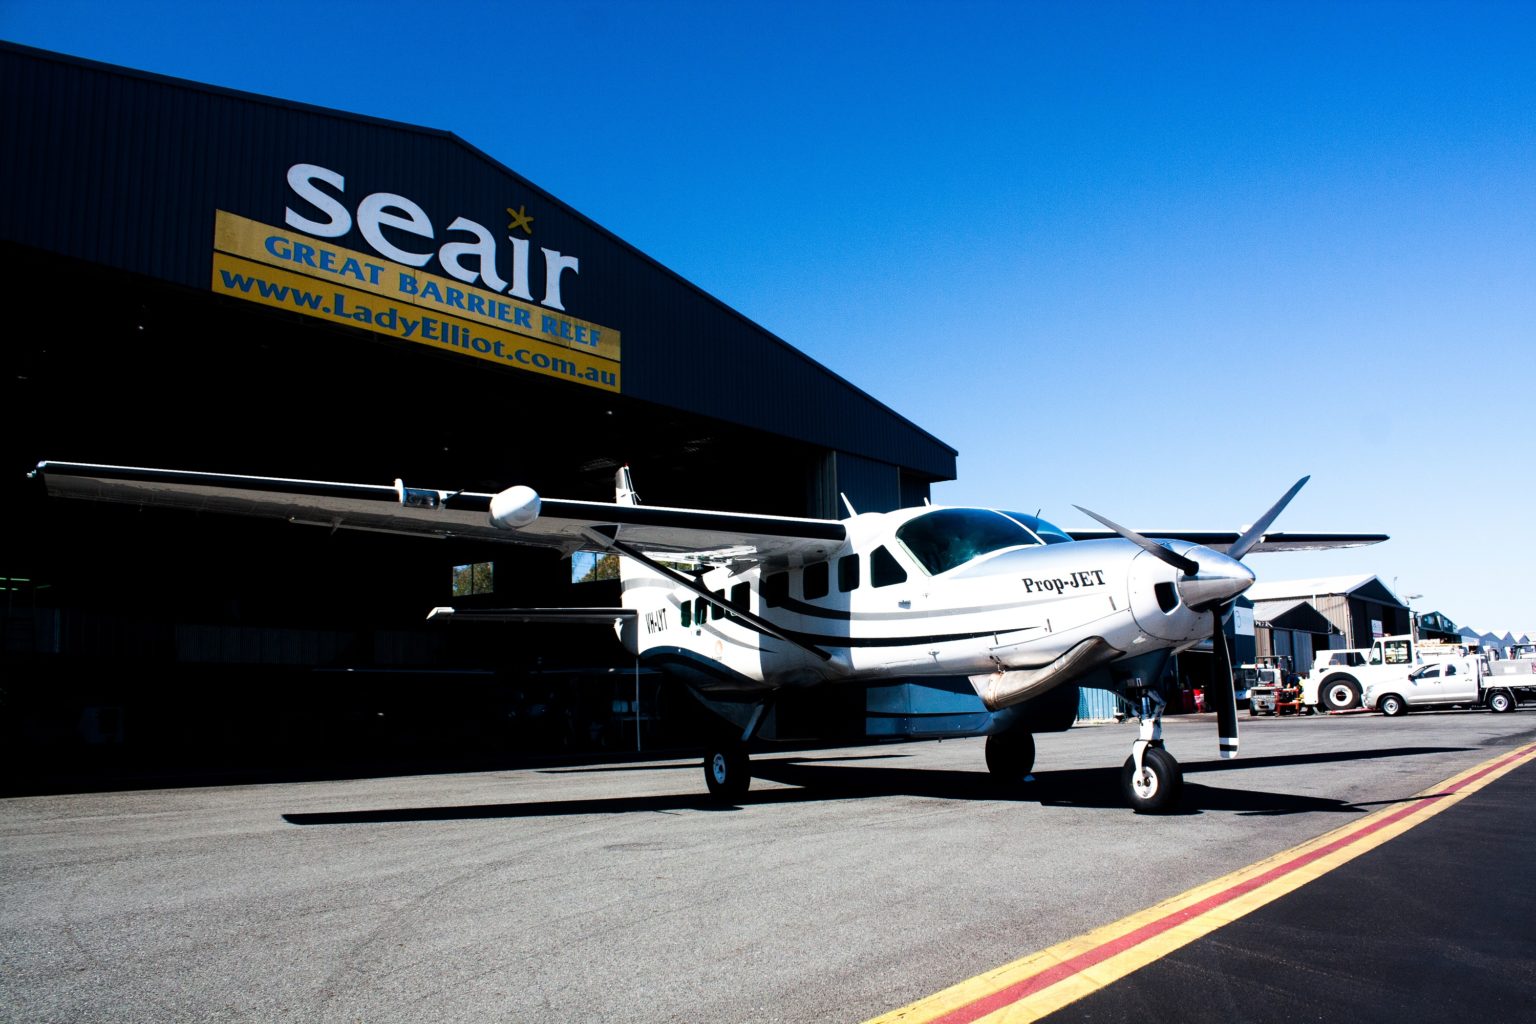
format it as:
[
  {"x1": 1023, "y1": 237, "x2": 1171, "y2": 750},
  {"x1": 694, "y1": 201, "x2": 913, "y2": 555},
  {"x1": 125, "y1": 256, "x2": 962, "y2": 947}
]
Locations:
[
  {"x1": 1227, "y1": 476, "x2": 1310, "y2": 562},
  {"x1": 1072, "y1": 504, "x2": 1200, "y2": 576},
  {"x1": 1209, "y1": 606, "x2": 1239, "y2": 759}
]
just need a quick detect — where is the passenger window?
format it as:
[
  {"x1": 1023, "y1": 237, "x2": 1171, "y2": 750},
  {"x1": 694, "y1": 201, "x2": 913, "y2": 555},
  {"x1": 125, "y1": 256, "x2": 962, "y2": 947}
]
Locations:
[
  {"x1": 871, "y1": 546, "x2": 907, "y2": 588},
  {"x1": 711, "y1": 591, "x2": 726, "y2": 621},
  {"x1": 730, "y1": 582, "x2": 749, "y2": 615},
  {"x1": 1445, "y1": 664, "x2": 1457, "y2": 676},
  {"x1": 695, "y1": 597, "x2": 707, "y2": 624},
  {"x1": 763, "y1": 572, "x2": 788, "y2": 608},
  {"x1": 804, "y1": 562, "x2": 829, "y2": 600},
  {"x1": 680, "y1": 601, "x2": 691, "y2": 628},
  {"x1": 838, "y1": 554, "x2": 860, "y2": 592}
]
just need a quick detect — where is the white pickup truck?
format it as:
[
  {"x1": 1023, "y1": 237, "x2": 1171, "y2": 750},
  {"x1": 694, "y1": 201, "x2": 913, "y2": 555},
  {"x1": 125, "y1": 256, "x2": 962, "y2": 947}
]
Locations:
[
  {"x1": 1365, "y1": 655, "x2": 1532, "y2": 716},
  {"x1": 1304, "y1": 635, "x2": 1484, "y2": 712}
]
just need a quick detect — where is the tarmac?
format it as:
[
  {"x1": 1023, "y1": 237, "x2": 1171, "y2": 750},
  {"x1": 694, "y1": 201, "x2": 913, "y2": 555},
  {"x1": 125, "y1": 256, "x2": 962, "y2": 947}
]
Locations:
[{"x1": 2, "y1": 710, "x2": 1532, "y2": 1023}]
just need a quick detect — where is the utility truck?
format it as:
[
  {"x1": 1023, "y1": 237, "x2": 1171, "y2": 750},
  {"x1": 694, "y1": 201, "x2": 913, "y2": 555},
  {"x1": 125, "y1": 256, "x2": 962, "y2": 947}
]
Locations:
[
  {"x1": 1365, "y1": 654, "x2": 1535, "y2": 716},
  {"x1": 1304, "y1": 635, "x2": 1479, "y2": 712}
]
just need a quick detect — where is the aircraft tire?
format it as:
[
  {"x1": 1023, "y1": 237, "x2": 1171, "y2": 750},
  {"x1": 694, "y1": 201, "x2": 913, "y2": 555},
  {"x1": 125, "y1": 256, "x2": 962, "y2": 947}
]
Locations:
[
  {"x1": 703, "y1": 743, "x2": 750, "y2": 802},
  {"x1": 1487, "y1": 691, "x2": 1516, "y2": 713},
  {"x1": 1320, "y1": 675, "x2": 1362, "y2": 712},
  {"x1": 1122, "y1": 747, "x2": 1182, "y2": 814},
  {"x1": 1378, "y1": 693, "x2": 1407, "y2": 717},
  {"x1": 985, "y1": 730, "x2": 1036, "y2": 786}
]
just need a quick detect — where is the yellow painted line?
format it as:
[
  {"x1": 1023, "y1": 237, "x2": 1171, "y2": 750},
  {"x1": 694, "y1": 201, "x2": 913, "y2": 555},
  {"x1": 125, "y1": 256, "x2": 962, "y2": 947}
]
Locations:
[{"x1": 866, "y1": 741, "x2": 1536, "y2": 1024}]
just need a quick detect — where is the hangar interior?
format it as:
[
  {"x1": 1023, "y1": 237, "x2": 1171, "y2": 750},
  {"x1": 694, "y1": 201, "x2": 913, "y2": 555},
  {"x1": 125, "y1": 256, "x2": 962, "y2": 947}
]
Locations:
[{"x1": 0, "y1": 43, "x2": 957, "y2": 778}]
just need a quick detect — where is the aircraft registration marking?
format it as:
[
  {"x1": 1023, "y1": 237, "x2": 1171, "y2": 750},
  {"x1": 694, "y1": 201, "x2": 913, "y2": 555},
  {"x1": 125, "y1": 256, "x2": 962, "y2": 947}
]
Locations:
[{"x1": 864, "y1": 741, "x2": 1536, "y2": 1024}]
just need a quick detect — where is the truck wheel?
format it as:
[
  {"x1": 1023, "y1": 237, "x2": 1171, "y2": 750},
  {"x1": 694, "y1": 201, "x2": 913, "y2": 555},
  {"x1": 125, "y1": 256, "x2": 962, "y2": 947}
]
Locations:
[
  {"x1": 1321, "y1": 676, "x2": 1362, "y2": 712},
  {"x1": 1378, "y1": 693, "x2": 1407, "y2": 717},
  {"x1": 1487, "y1": 691, "x2": 1516, "y2": 713}
]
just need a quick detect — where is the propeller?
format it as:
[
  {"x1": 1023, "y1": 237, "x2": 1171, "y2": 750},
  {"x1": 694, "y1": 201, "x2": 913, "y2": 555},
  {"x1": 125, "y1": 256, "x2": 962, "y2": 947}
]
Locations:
[
  {"x1": 1078, "y1": 478, "x2": 1311, "y2": 761},
  {"x1": 1206, "y1": 477, "x2": 1309, "y2": 759}
]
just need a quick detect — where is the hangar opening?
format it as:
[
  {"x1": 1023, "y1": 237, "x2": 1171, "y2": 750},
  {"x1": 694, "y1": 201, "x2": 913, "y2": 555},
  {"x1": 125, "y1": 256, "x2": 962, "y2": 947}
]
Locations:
[{"x1": 0, "y1": 43, "x2": 956, "y2": 781}]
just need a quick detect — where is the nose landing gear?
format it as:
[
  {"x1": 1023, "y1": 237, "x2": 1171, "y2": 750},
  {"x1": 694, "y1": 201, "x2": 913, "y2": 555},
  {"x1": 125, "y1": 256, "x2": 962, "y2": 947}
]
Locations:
[{"x1": 1121, "y1": 685, "x2": 1183, "y2": 813}]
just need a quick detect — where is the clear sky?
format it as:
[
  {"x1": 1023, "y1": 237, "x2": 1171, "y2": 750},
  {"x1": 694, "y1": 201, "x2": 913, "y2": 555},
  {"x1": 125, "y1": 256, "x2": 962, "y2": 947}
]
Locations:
[{"x1": 4, "y1": 0, "x2": 1533, "y2": 634}]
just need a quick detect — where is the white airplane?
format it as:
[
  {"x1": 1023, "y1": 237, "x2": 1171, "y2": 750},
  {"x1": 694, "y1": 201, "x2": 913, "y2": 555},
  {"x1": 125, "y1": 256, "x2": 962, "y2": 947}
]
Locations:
[{"x1": 33, "y1": 461, "x2": 1385, "y2": 812}]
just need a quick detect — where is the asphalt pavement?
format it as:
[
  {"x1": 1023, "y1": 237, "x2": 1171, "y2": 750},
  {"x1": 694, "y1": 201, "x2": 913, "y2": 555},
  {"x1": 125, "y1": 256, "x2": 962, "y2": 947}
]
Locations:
[{"x1": 2, "y1": 710, "x2": 1533, "y2": 1023}]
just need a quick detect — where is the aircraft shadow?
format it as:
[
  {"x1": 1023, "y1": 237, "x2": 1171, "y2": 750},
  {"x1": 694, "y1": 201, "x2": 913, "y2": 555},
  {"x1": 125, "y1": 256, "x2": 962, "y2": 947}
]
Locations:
[
  {"x1": 539, "y1": 752, "x2": 912, "y2": 775},
  {"x1": 282, "y1": 745, "x2": 1467, "y2": 824},
  {"x1": 1177, "y1": 745, "x2": 1472, "y2": 774}
]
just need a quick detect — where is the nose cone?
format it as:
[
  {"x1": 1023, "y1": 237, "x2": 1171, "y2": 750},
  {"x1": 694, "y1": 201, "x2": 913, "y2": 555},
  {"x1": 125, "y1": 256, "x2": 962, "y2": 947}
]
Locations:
[{"x1": 1175, "y1": 549, "x2": 1256, "y2": 609}]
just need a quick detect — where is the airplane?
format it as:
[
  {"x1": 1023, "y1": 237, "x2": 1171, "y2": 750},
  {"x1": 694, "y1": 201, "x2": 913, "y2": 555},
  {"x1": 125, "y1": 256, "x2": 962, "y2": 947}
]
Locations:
[{"x1": 32, "y1": 461, "x2": 1385, "y2": 812}]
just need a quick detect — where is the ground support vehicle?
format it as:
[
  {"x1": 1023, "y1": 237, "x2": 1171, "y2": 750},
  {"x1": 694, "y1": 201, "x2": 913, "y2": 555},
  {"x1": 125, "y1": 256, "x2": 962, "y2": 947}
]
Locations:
[
  {"x1": 1304, "y1": 634, "x2": 1475, "y2": 712},
  {"x1": 1365, "y1": 656, "x2": 1536, "y2": 716},
  {"x1": 1249, "y1": 680, "x2": 1302, "y2": 716}
]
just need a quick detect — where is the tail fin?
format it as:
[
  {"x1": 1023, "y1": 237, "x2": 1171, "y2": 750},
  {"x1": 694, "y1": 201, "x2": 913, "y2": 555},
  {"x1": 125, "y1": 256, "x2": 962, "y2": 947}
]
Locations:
[
  {"x1": 616, "y1": 465, "x2": 639, "y2": 506},
  {"x1": 612, "y1": 467, "x2": 667, "y2": 603}
]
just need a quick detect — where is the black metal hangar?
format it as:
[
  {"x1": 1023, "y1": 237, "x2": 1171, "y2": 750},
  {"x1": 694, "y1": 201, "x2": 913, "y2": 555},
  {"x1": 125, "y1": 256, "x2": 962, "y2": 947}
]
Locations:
[{"x1": 0, "y1": 43, "x2": 956, "y2": 772}]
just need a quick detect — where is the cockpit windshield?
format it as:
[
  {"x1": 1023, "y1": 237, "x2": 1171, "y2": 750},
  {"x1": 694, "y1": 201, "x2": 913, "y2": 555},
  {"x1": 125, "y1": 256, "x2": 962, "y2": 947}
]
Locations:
[
  {"x1": 895, "y1": 507, "x2": 1071, "y2": 576},
  {"x1": 999, "y1": 512, "x2": 1075, "y2": 545}
]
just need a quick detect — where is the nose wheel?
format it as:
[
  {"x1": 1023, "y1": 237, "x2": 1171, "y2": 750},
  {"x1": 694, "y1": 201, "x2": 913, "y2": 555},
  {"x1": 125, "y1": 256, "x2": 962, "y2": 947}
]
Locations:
[{"x1": 1121, "y1": 686, "x2": 1183, "y2": 813}]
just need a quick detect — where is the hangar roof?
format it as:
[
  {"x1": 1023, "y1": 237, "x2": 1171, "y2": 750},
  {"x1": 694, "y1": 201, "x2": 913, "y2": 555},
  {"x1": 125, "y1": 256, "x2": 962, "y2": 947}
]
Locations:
[
  {"x1": 0, "y1": 42, "x2": 956, "y2": 482},
  {"x1": 1248, "y1": 575, "x2": 1406, "y2": 609}
]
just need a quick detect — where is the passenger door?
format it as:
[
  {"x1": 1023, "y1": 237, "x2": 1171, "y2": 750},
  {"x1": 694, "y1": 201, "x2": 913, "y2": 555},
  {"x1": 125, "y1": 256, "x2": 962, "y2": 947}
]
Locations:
[
  {"x1": 1440, "y1": 659, "x2": 1478, "y2": 703},
  {"x1": 1404, "y1": 664, "x2": 1445, "y2": 705}
]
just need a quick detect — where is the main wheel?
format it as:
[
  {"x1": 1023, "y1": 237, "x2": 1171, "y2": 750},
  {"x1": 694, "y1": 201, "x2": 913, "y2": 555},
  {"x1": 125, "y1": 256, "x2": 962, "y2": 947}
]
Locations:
[
  {"x1": 1378, "y1": 693, "x2": 1407, "y2": 717},
  {"x1": 1487, "y1": 691, "x2": 1516, "y2": 713},
  {"x1": 985, "y1": 730, "x2": 1036, "y2": 787},
  {"x1": 1320, "y1": 676, "x2": 1362, "y2": 712},
  {"x1": 703, "y1": 743, "x2": 750, "y2": 802},
  {"x1": 1121, "y1": 746, "x2": 1182, "y2": 814}
]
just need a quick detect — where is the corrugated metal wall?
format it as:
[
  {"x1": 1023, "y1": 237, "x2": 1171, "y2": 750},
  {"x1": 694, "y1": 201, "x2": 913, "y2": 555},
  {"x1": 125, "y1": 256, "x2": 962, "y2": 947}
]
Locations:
[
  {"x1": 0, "y1": 42, "x2": 956, "y2": 483},
  {"x1": 1077, "y1": 687, "x2": 1120, "y2": 722}
]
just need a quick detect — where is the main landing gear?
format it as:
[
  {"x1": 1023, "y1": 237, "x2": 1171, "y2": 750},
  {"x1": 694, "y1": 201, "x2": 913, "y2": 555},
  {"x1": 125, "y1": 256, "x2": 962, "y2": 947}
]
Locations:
[
  {"x1": 703, "y1": 741, "x2": 751, "y2": 801},
  {"x1": 702, "y1": 700, "x2": 768, "y2": 803},
  {"x1": 1121, "y1": 685, "x2": 1183, "y2": 813},
  {"x1": 985, "y1": 729, "x2": 1037, "y2": 790}
]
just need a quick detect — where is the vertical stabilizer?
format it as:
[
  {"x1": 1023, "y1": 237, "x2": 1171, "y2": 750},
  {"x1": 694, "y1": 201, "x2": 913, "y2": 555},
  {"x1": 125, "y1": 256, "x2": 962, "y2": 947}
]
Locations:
[
  {"x1": 612, "y1": 467, "x2": 666, "y2": 614},
  {"x1": 616, "y1": 465, "x2": 640, "y2": 506}
]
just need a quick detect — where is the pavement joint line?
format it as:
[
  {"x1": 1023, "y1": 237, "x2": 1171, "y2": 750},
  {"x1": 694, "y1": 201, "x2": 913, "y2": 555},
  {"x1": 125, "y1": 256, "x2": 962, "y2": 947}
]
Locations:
[{"x1": 862, "y1": 740, "x2": 1536, "y2": 1024}]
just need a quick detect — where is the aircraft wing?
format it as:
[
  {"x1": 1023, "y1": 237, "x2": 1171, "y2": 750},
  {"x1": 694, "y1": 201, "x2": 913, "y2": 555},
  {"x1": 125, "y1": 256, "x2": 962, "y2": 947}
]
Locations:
[
  {"x1": 1065, "y1": 528, "x2": 1389, "y2": 553},
  {"x1": 33, "y1": 462, "x2": 848, "y2": 568}
]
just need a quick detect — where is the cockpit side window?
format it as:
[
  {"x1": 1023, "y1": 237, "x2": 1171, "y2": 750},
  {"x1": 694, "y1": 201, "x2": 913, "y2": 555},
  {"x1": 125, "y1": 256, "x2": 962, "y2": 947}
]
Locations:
[
  {"x1": 896, "y1": 508, "x2": 1040, "y2": 575},
  {"x1": 870, "y1": 546, "x2": 907, "y2": 588}
]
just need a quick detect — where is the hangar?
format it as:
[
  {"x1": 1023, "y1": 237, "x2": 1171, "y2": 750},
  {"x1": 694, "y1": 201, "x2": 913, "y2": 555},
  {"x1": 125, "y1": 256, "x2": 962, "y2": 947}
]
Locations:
[{"x1": 0, "y1": 43, "x2": 956, "y2": 770}]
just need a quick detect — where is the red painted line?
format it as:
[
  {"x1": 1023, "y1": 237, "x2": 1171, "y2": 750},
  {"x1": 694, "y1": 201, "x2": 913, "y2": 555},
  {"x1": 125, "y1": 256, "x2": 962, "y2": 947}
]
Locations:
[{"x1": 928, "y1": 743, "x2": 1536, "y2": 1024}]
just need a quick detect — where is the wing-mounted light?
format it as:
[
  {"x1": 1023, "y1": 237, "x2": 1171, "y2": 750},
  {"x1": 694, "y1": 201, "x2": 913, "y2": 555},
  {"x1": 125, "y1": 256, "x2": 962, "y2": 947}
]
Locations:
[
  {"x1": 489, "y1": 485, "x2": 542, "y2": 529},
  {"x1": 394, "y1": 479, "x2": 445, "y2": 509}
]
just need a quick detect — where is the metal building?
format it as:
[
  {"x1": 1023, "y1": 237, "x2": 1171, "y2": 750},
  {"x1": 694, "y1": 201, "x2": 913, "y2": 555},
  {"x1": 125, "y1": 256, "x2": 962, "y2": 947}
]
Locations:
[
  {"x1": 0, "y1": 43, "x2": 956, "y2": 770},
  {"x1": 1247, "y1": 575, "x2": 1411, "y2": 651}
]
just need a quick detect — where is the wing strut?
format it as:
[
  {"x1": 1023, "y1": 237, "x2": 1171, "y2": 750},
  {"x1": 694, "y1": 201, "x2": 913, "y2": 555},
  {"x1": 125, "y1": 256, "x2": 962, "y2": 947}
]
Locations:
[{"x1": 594, "y1": 534, "x2": 832, "y2": 662}]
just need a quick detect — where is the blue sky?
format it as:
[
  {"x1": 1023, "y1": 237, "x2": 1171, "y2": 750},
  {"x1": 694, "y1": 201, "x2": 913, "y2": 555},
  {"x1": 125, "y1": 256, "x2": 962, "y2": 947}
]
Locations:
[{"x1": 4, "y1": 1, "x2": 1533, "y2": 632}]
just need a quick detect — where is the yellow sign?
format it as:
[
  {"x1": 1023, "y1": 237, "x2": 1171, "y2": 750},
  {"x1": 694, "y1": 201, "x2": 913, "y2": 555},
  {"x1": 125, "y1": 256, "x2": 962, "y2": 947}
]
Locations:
[
  {"x1": 212, "y1": 251, "x2": 619, "y2": 392},
  {"x1": 212, "y1": 211, "x2": 621, "y2": 391}
]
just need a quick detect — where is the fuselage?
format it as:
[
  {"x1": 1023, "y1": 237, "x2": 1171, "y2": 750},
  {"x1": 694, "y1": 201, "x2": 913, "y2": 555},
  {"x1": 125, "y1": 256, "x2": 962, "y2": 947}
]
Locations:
[{"x1": 618, "y1": 505, "x2": 1254, "y2": 700}]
